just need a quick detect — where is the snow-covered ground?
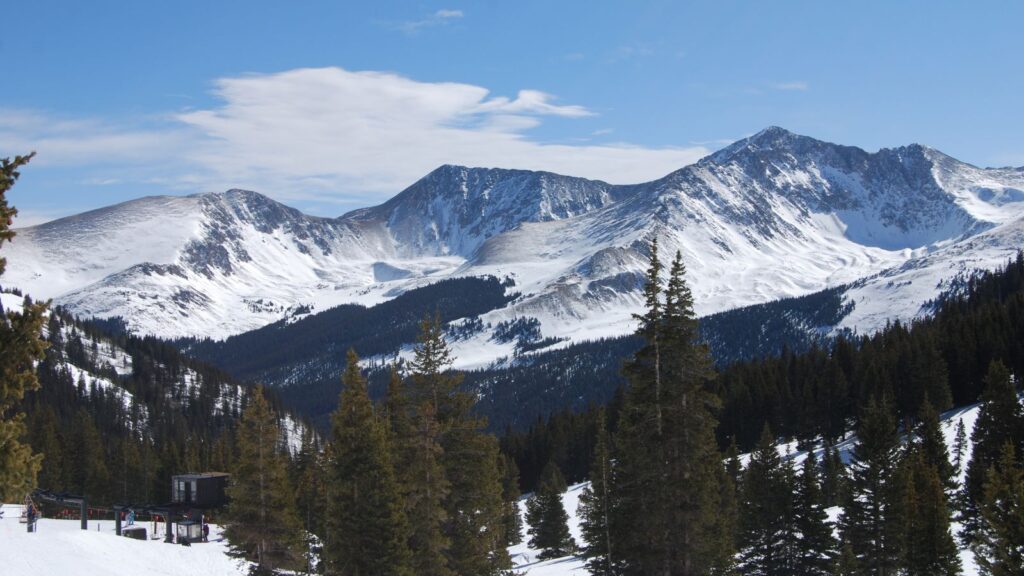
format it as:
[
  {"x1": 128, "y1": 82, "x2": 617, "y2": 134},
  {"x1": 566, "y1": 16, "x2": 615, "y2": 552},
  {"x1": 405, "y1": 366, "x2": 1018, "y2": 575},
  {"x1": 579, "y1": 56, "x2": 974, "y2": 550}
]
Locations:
[
  {"x1": 514, "y1": 398, "x2": 997, "y2": 575},
  {"x1": 0, "y1": 506, "x2": 247, "y2": 576}
]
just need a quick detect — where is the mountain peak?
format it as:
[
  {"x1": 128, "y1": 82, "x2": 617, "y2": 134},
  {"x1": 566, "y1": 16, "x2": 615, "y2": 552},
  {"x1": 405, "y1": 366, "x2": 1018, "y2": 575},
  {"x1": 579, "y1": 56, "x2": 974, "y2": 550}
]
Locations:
[
  {"x1": 708, "y1": 126, "x2": 813, "y2": 163},
  {"x1": 749, "y1": 125, "x2": 797, "y2": 142}
]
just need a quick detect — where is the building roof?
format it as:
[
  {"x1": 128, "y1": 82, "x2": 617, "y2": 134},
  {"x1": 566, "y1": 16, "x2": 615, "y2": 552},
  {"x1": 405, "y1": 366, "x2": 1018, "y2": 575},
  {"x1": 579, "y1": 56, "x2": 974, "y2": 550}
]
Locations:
[{"x1": 171, "y1": 472, "x2": 230, "y2": 480}]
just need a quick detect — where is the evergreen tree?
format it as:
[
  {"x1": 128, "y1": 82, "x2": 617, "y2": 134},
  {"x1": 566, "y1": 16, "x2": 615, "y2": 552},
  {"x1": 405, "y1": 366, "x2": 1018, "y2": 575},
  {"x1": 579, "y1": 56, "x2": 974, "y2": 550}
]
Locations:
[
  {"x1": 738, "y1": 425, "x2": 794, "y2": 576},
  {"x1": 972, "y1": 442, "x2": 1024, "y2": 575},
  {"x1": 0, "y1": 152, "x2": 48, "y2": 502},
  {"x1": 579, "y1": 408, "x2": 615, "y2": 576},
  {"x1": 895, "y1": 452, "x2": 961, "y2": 576},
  {"x1": 963, "y1": 360, "x2": 1024, "y2": 539},
  {"x1": 499, "y1": 454, "x2": 523, "y2": 546},
  {"x1": 821, "y1": 440, "x2": 846, "y2": 508},
  {"x1": 952, "y1": 418, "x2": 968, "y2": 477},
  {"x1": 69, "y1": 409, "x2": 109, "y2": 500},
  {"x1": 526, "y1": 461, "x2": 575, "y2": 560},
  {"x1": 385, "y1": 363, "x2": 452, "y2": 576},
  {"x1": 661, "y1": 250, "x2": 730, "y2": 574},
  {"x1": 292, "y1": 430, "x2": 323, "y2": 575},
  {"x1": 838, "y1": 397, "x2": 902, "y2": 575},
  {"x1": 404, "y1": 400, "x2": 452, "y2": 576},
  {"x1": 915, "y1": 395, "x2": 956, "y2": 492},
  {"x1": 324, "y1": 350, "x2": 412, "y2": 576},
  {"x1": 792, "y1": 451, "x2": 836, "y2": 576},
  {"x1": 225, "y1": 387, "x2": 302, "y2": 574},
  {"x1": 411, "y1": 315, "x2": 510, "y2": 575},
  {"x1": 612, "y1": 246, "x2": 728, "y2": 576}
]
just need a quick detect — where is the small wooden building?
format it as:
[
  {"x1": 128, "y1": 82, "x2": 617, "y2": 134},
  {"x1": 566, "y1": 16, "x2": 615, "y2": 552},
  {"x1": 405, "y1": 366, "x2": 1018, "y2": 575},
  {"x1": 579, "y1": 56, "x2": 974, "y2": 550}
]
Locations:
[{"x1": 171, "y1": 472, "x2": 229, "y2": 508}]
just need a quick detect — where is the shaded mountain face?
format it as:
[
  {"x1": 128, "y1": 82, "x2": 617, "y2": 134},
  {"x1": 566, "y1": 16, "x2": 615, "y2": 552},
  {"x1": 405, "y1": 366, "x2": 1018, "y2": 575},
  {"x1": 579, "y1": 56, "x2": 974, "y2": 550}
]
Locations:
[
  {"x1": 344, "y1": 165, "x2": 620, "y2": 257},
  {"x1": 5, "y1": 128, "x2": 1023, "y2": 362}
]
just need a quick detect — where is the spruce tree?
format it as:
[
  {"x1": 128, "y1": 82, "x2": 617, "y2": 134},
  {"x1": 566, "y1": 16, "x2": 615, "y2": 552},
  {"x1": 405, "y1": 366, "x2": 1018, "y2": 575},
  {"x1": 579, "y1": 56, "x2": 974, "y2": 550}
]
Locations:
[
  {"x1": 0, "y1": 153, "x2": 48, "y2": 502},
  {"x1": 838, "y1": 397, "x2": 902, "y2": 575},
  {"x1": 896, "y1": 452, "x2": 961, "y2": 576},
  {"x1": 225, "y1": 387, "x2": 303, "y2": 574},
  {"x1": 792, "y1": 451, "x2": 837, "y2": 576},
  {"x1": 963, "y1": 360, "x2": 1024, "y2": 539},
  {"x1": 499, "y1": 454, "x2": 523, "y2": 546},
  {"x1": 404, "y1": 400, "x2": 452, "y2": 576},
  {"x1": 661, "y1": 250, "x2": 729, "y2": 575},
  {"x1": 821, "y1": 440, "x2": 846, "y2": 508},
  {"x1": 526, "y1": 461, "x2": 575, "y2": 560},
  {"x1": 411, "y1": 315, "x2": 510, "y2": 575},
  {"x1": 738, "y1": 425, "x2": 794, "y2": 576},
  {"x1": 385, "y1": 363, "x2": 452, "y2": 576},
  {"x1": 579, "y1": 408, "x2": 615, "y2": 576},
  {"x1": 952, "y1": 418, "x2": 968, "y2": 477},
  {"x1": 292, "y1": 430, "x2": 323, "y2": 575},
  {"x1": 69, "y1": 409, "x2": 110, "y2": 500},
  {"x1": 915, "y1": 395, "x2": 956, "y2": 492},
  {"x1": 324, "y1": 350, "x2": 412, "y2": 576},
  {"x1": 613, "y1": 246, "x2": 727, "y2": 576},
  {"x1": 972, "y1": 442, "x2": 1024, "y2": 575}
]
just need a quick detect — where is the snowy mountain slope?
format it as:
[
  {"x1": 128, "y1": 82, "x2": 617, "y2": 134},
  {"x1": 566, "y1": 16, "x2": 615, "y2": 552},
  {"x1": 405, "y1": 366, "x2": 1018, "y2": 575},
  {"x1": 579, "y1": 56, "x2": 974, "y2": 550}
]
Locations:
[{"x1": 4, "y1": 128, "x2": 1023, "y2": 357}]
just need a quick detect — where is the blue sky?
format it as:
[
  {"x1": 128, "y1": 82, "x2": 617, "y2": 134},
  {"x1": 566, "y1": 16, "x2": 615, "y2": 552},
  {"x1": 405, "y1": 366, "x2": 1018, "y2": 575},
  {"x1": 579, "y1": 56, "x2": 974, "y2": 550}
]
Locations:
[{"x1": 3, "y1": 0, "x2": 1022, "y2": 224}]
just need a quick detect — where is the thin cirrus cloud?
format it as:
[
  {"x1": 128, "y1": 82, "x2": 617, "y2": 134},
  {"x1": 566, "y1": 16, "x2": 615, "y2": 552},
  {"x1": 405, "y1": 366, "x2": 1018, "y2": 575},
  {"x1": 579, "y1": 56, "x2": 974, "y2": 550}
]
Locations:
[
  {"x1": 4, "y1": 67, "x2": 711, "y2": 209},
  {"x1": 772, "y1": 81, "x2": 810, "y2": 91},
  {"x1": 394, "y1": 8, "x2": 464, "y2": 34}
]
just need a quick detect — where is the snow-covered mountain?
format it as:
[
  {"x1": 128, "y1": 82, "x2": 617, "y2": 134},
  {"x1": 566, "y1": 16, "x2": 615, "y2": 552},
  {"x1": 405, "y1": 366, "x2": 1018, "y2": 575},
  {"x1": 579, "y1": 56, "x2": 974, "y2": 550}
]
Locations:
[{"x1": 5, "y1": 127, "x2": 1024, "y2": 364}]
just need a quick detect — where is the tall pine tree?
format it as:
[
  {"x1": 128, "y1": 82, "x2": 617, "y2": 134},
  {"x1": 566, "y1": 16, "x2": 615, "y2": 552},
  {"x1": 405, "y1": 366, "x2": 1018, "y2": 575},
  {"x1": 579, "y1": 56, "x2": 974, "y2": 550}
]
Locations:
[
  {"x1": 579, "y1": 408, "x2": 615, "y2": 576},
  {"x1": 224, "y1": 387, "x2": 303, "y2": 574},
  {"x1": 963, "y1": 360, "x2": 1024, "y2": 540},
  {"x1": 972, "y1": 442, "x2": 1024, "y2": 575},
  {"x1": 792, "y1": 450, "x2": 837, "y2": 576},
  {"x1": 411, "y1": 315, "x2": 510, "y2": 575},
  {"x1": 894, "y1": 451, "x2": 961, "y2": 576},
  {"x1": 0, "y1": 153, "x2": 48, "y2": 502},
  {"x1": 611, "y1": 245, "x2": 729, "y2": 576},
  {"x1": 324, "y1": 350, "x2": 412, "y2": 576},
  {"x1": 914, "y1": 394, "x2": 956, "y2": 493},
  {"x1": 499, "y1": 454, "x2": 523, "y2": 546},
  {"x1": 738, "y1": 425, "x2": 795, "y2": 576},
  {"x1": 839, "y1": 397, "x2": 902, "y2": 575},
  {"x1": 386, "y1": 363, "x2": 452, "y2": 576}
]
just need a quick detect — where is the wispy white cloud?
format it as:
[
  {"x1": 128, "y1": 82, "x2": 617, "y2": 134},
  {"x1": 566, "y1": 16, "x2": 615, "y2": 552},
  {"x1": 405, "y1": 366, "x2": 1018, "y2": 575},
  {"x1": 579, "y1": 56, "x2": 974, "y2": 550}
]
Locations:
[
  {"x1": 609, "y1": 43, "x2": 655, "y2": 63},
  {"x1": 394, "y1": 8, "x2": 464, "y2": 34},
  {"x1": 772, "y1": 81, "x2": 809, "y2": 91},
  {"x1": 4, "y1": 67, "x2": 711, "y2": 208}
]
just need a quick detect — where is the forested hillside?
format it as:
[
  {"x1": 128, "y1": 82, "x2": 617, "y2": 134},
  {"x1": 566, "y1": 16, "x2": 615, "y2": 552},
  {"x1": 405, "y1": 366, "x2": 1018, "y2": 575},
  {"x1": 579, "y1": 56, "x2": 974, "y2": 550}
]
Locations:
[
  {"x1": 17, "y1": 305, "x2": 307, "y2": 506},
  {"x1": 173, "y1": 271, "x2": 855, "y2": 432},
  {"x1": 504, "y1": 252, "x2": 1024, "y2": 492}
]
